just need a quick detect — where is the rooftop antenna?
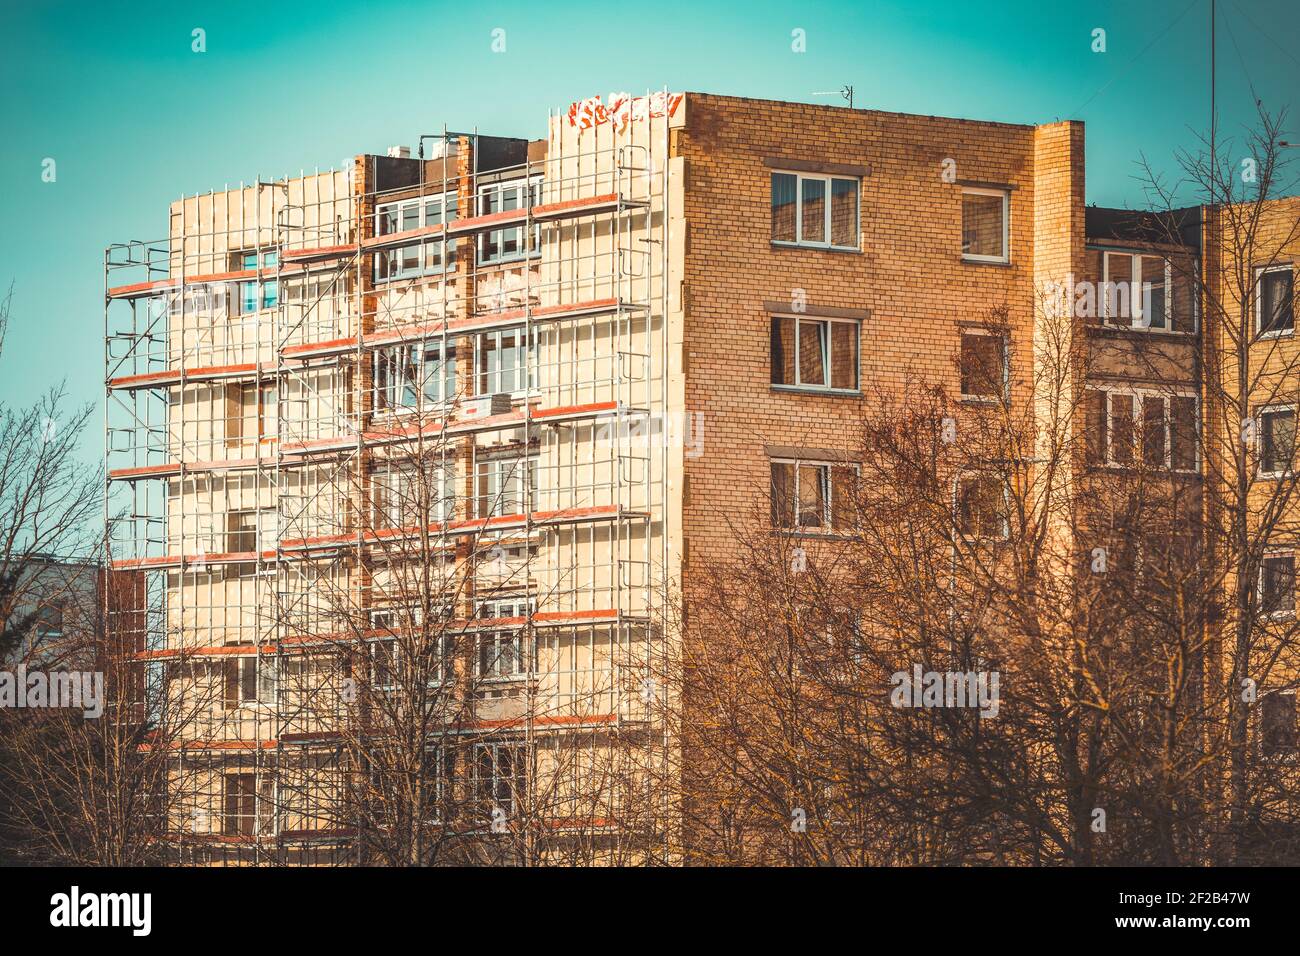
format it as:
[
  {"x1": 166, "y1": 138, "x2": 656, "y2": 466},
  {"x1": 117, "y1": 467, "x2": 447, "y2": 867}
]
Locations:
[{"x1": 812, "y1": 85, "x2": 854, "y2": 109}]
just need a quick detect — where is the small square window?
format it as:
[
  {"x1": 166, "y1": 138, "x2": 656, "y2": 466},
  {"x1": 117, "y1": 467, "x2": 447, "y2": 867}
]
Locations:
[{"x1": 961, "y1": 189, "x2": 1009, "y2": 263}]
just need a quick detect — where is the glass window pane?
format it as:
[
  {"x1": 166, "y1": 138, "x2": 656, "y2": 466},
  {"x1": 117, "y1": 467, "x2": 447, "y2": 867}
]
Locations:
[
  {"x1": 771, "y1": 173, "x2": 796, "y2": 243},
  {"x1": 960, "y1": 332, "x2": 1003, "y2": 398},
  {"x1": 962, "y1": 191, "x2": 1006, "y2": 260},
  {"x1": 797, "y1": 464, "x2": 827, "y2": 528},
  {"x1": 830, "y1": 322, "x2": 857, "y2": 390},
  {"x1": 1105, "y1": 253, "x2": 1134, "y2": 322},
  {"x1": 1139, "y1": 256, "x2": 1167, "y2": 329},
  {"x1": 1170, "y1": 396, "x2": 1198, "y2": 471},
  {"x1": 1262, "y1": 270, "x2": 1295, "y2": 334},
  {"x1": 1142, "y1": 396, "x2": 1167, "y2": 466},
  {"x1": 830, "y1": 178, "x2": 858, "y2": 247},
  {"x1": 1110, "y1": 393, "x2": 1135, "y2": 464},
  {"x1": 770, "y1": 462, "x2": 795, "y2": 527},
  {"x1": 771, "y1": 316, "x2": 796, "y2": 385},
  {"x1": 1264, "y1": 409, "x2": 1296, "y2": 473},
  {"x1": 800, "y1": 178, "x2": 826, "y2": 244},
  {"x1": 798, "y1": 319, "x2": 828, "y2": 387}
]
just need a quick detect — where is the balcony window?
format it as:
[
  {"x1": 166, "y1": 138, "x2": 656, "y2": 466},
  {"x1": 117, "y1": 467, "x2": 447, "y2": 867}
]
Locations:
[
  {"x1": 478, "y1": 178, "x2": 541, "y2": 265},
  {"x1": 374, "y1": 193, "x2": 458, "y2": 281}
]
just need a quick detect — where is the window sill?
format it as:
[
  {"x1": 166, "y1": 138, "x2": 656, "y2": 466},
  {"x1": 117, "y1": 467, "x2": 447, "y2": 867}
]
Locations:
[
  {"x1": 961, "y1": 256, "x2": 1012, "y2": 267},
  {"x1": 1257, "y1": 470, "x2": 1295, "y2": 481},
  {"x1": 1087, "y1": 463, "x2": 1202, "y2": 478},
  {"x1": 958, "y1": 394, "x2": 1004, "y2": 405},
  {"x1": 770, "y1": 384, "x2": 862, "y2": 398},
  {"x1": 770, "y1": 241, "x2": 861, "y2": 255},
  {"x1": 1257, "y1": 329, "x2": 1296, "y2": 341},
  {"x1": 770, "y1": 528, "x2": 859, "y2": 542},
  {"x1": 1091, "y1": 322, "x2": 1196, "y2": 338}
]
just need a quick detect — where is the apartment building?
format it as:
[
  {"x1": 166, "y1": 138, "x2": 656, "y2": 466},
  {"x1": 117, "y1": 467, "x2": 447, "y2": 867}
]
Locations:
[{"x1": 104, "y1": 90, "x2": 1297, "y2": 864}]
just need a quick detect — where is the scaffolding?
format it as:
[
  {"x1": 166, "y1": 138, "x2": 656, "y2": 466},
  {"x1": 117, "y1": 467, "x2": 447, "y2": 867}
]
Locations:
[{"x1": 105, "y1": 93, "x2": 677, "y2": 865}]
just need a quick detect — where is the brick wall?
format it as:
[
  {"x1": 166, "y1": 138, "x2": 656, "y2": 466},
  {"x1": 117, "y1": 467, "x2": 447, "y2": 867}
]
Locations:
[{"x1": 677, "y1": 92, "x2": 1065, "y2": 575}]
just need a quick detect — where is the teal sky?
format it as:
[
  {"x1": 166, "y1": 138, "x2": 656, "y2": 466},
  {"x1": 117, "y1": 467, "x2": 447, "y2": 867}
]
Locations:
[{"x1": 1, "y1": 0, "x2": 1297, "y2": 466}]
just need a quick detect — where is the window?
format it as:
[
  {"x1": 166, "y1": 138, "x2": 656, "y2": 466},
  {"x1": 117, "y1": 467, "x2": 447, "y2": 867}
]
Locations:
[
  {"x1": 1102, "y1": 252, "x2": 1175, "y2": 331},
  {"x1": 377, "y1": 192, "x2": 457, "y2": 282},
  {"x1": 479, "y1": 178, "x2": 541, "y2": 265},
  {"x1": 223, "y1": 773, "x2": 257, "y2": 836},
  {"x1": 476, "y1": 326, "x2": 535, "y2": 396},
  {"x1": 476, "y1": 598, "x2": 532, "y2": 680},
  {"x1": 234, "y1": 251, "x2": 278, "y2": 314},
  {"x1": 225, "y1": 382, "x2": 277, "y2": 445},
  {"x1": 372, "y1": 461, "x2": 456, "y2": 529},
  {"x1": 1085, "y1": 388, "x2": 1199, "y2": 472},
  {"x1": 32, "y1": 604, "x2": 64, "y2": 644},
  {"x1": 1262, "y1": 692, "x2": 1297, "y2": 754},
  {"x1": 956, "y1": 474, "x2": 1008, "y2": 540},
  {"x1": 959, "y1": 329, "x2": 1007, "y2": 400},
  {"x1": 476, "y1": 453, "x2": 537, "y2": 519},
  {"x1": 474, "y1": 742, "x2": 525, "y2": 815},
  {"x1": 368, "y1": 608, "x2": 453, "y2": 689},
  {"x1": 1261, "y1": 554, "x2": 1296, "y2": 617},
  {"x1": 961, "y1": 188, "x2": 1009, "y2": 263},
  {"x1": 770, "y1": 315, "x2": 859, "y2": 391},
  {"x1": 375, "y1": 193, "x2": 458, "y2": 281},
  {"x1": 1258, "y1": 266, "x2": 1295, "y2": 336},
  {"x1": 223, "y1": 656, "x2": 275, "y2": 709},
  {"x1": 1260, "y1": 407, "x2": 1296, "y2": 476},
  {"x1": 770, "y1": 459, "x2": 856, "y2": 530},
  {"x1": 374, "y1": 342, "x2": 457, "y2": 412},
  {"x1": 770, "y1": 172, "x2": 859, "y2": 249},
  {"x1": 226, "y1": 509, "x2": 265, "y2": 553}
]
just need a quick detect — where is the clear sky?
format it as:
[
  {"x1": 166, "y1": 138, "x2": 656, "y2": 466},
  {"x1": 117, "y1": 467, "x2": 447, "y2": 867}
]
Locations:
[{"x1": 2, "y1": 0, "x2": 1297, "y2": 466}]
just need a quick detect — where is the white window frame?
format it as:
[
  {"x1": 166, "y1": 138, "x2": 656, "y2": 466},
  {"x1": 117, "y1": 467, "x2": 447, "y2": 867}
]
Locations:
[
  {"x1": 770, "y1": 171, "x2": 860, "y2": 251},
  {"x1": 1093, "y1": 386, "x2": 1200, "y2": 473},
  {"x1": 1258, "y1": 403, "x2": 1297, "y2": 479},
  {"x1": 476, "y1": 453, "x2": 538, "y2": 519},
  {"x1": 958, "y1": 327, "x2": 1008, "y2": 402},
  {"x1": 478, "y1": 176, "x2": 542, "y2": 265},
  {"x1": 371, "y1": 460, "x2": 456, "y2": 529},
  {"x1": 475, "y1": 597, "x2": 534, "y2": 682},
  {"x1": 1101, "y1": 251, "x2": 1179, "y2": 332},
  {"x1": 373, "y1": 341, "x2": 457, "y2": 415},
  {"x1": 1256, "y1": 264, "x2": 1295, "y2": 338},
  {"x1": 475, "y1": 325, "x2": 537, "y2": 397},
  {"x1": 770, "y1": 457, "x2": 858, "y2": 531},
  {"x1": 770, "y1": 313, "x2": 861, "y2": 393},
  {"x1": 1259, "y1": 550, "x2": 1297, "y2": 620},
  {"x1": 960, "y1": 187, "x2": 1010, "y2": 264},
  {"x1": 374, "y1": 191, "x2": 457, "y2": 282}
]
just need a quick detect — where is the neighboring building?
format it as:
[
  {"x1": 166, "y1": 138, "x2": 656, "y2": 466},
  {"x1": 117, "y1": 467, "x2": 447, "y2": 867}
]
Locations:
[{"x1": 104, "y1": 91, "x2": 1297, "y2": 864}]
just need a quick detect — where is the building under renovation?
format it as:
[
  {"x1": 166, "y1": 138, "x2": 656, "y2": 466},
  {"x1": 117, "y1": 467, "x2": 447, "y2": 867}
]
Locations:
[{"x1": 107, "y1": 92, "x2": 682, "y2": 864}]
